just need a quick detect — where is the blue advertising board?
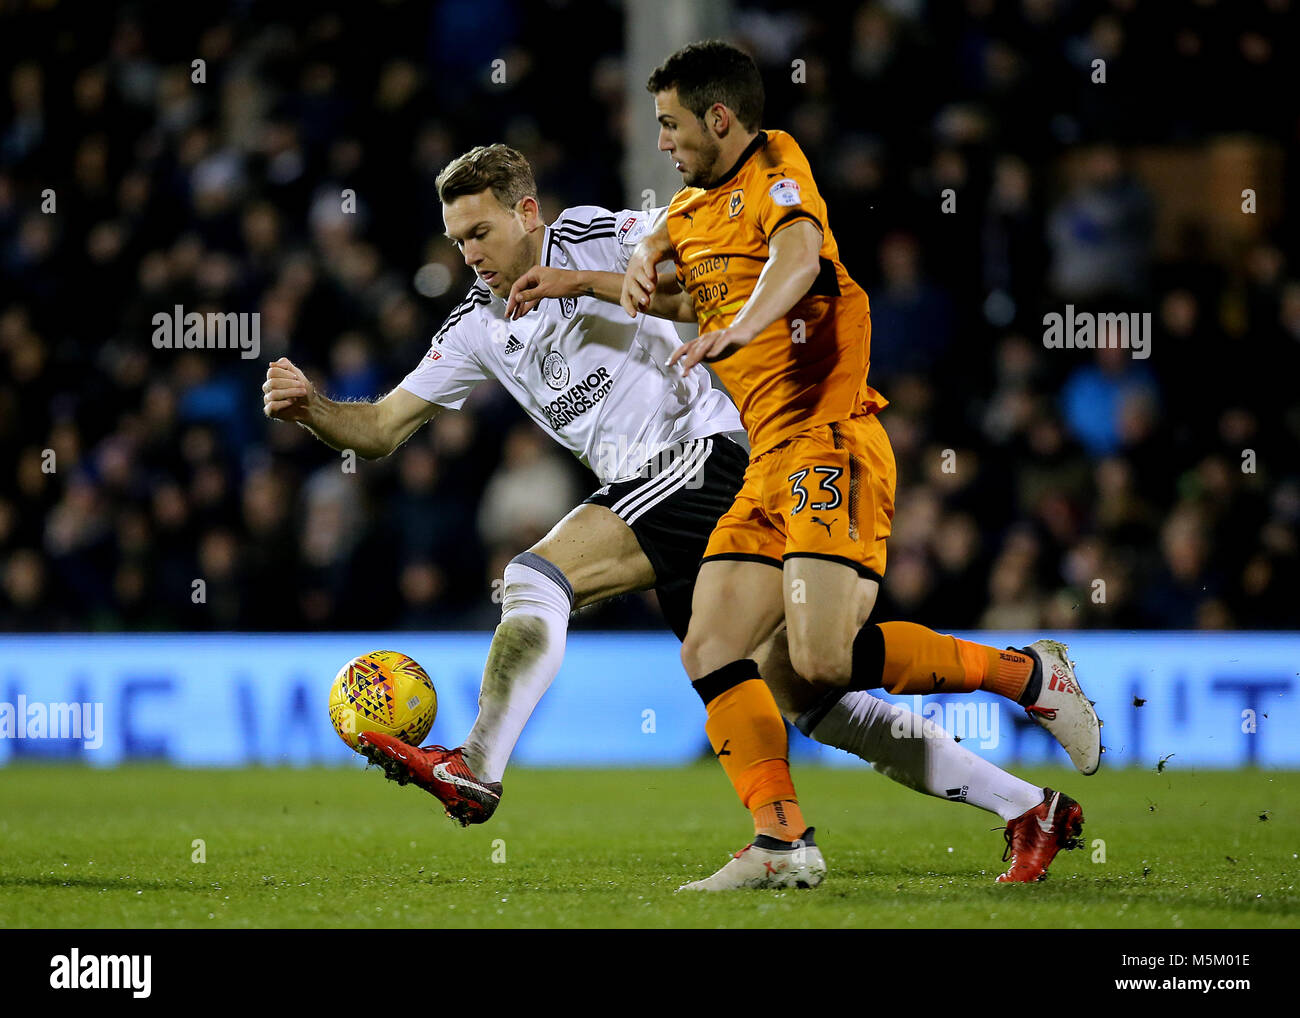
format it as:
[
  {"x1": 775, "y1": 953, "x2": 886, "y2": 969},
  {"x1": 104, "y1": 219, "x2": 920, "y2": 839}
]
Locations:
[{"x1": 0, "y1": 632, "x2": 1295, "y2": 768}]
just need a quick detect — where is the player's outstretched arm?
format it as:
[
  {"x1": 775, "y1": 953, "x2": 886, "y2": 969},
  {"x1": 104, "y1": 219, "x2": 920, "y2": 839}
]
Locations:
[
  {"x1": 262, "y1": 357, "x2": 439, "y2": 459},
  {"x1": 506, "y1": 266, "x2": 693, "y2": 322},
  {"x1": 620, "y1": 221, "x2": 675, "y2": 317},
  {"x1": 667, "y1": 220, "x2": 823, "y2": 372}
]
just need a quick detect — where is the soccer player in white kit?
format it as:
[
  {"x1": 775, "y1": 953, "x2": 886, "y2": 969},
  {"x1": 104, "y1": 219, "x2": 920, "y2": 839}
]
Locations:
[{"x1": 262, "y1": 144, "x2": 1086, "y2": 885}]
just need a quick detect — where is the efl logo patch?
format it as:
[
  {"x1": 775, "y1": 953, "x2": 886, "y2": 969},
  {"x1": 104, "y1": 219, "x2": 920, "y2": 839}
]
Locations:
[
  {"x1": 769, "y1": 178, "x2": 802, "y2": 207},
  {"x1": 425, "y1": 348, "x2": 442, "y2": 361},
  {"x1": 728, "y1": 188, "x2": 745, "y2": 218},
  {"x1": 617, "y1": 215, "x2": 639, "y2": 244}
]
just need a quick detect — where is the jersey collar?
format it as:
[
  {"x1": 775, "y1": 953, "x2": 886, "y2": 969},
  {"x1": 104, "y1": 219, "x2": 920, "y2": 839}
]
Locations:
[{"x1": 706, "y1": 130, "x2": 767, "y2": 191}]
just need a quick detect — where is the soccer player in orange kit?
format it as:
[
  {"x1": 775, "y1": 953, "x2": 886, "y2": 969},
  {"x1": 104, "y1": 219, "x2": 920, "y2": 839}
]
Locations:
[{"x1": 621, "y1": 41, "x2": 1100, "y2": 890}]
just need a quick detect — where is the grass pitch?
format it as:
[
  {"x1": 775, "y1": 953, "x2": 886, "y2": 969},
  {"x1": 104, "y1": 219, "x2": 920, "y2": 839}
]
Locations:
[{"x1": 0, "y1": 763, "x2": 1295, "y2": 929}]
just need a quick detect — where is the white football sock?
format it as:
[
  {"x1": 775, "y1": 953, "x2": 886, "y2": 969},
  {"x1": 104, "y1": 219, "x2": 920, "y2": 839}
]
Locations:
[
  {"x1": 802, "y1": 690, "x2": 1044, "y2": 821},
  {"x1": 461, "y1": 552, "x2": 572, "y2": 783}
]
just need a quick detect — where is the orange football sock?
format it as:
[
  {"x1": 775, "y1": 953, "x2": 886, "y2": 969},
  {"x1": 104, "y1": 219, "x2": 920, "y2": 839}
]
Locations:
[
  {"x1": 751, "y1": 791, "x2": 806, "y2": 840},
  {"x1": 876, "y1": 621, "x2": 1033, "y2": 701},
  {"x1": 877, "y1": 621, "x2": 982, "y2": 694},
  {"x1": 970, "y1": 644, "x2": 1035, "y2": 702},
  {"x1": 694, "y1": 660, "x2": 806, "y2": 841}
]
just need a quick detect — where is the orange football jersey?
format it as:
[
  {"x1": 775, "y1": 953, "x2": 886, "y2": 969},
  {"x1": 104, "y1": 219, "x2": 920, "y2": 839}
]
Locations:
[{"x1": 667, "y1": 129, "x2": 886, "y2": 456}]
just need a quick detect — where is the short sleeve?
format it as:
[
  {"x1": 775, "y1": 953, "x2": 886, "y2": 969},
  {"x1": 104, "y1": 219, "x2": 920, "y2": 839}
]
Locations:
[
  {"x1": 611, "y1": 207, "x2": 665, "y2": 273},
  {"x1": 747, "y1": 162, "x2": 824, "y2": 244},
  {"x1": 398, "y1": 293, "x2": 492, "y2": 410}
]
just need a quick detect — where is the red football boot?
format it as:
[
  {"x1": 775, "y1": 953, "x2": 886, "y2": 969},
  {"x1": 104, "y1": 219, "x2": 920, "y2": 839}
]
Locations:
[
  {"x1": 357, "y1": 732, "x2": 502, "y2": 826},
  {"x1": 996, "y1": 787, "x2": 1084, "y2": 883}
]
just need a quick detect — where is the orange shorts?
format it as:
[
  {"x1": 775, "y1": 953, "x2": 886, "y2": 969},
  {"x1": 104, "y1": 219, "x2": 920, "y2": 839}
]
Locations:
[{"x1": 702, "y1": 413, "x2": 896, "y2": 580}]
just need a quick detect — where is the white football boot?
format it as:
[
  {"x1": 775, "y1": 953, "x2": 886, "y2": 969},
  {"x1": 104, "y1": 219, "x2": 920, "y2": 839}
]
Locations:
[
  {"x1": 677, "y1": 828, "x2": 826, "y2": 892},
  {"x1": 1021, "y1": 639, "x2": 1102, "y2": 775}
]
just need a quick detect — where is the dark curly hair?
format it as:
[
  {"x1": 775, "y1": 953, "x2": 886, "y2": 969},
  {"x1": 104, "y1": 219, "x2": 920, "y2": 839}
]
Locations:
[{"x1": 646, "y1": 40, "x2": 764, "y2": 132}]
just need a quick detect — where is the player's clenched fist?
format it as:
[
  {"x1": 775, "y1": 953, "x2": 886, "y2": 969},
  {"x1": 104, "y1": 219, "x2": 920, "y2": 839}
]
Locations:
[
  {"x1": 262, "y1": 357, "x2": 314, "y2": 422},
  {"x1": 620, "y1": 244, "x2": 658, "y2": 318}
]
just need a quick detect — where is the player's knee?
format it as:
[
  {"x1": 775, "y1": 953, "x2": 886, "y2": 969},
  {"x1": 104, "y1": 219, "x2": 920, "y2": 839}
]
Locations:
[
  {"x1": 786, "y1": 637, "x2": 852, "y2": 687},
  {"x1": 680, "y1": 629, "x2": 735, "y2": 681},
  {"x1": 501, "y1": 552, "x2": 574, "y2": 618},
  {"x1": 680, "y1": 633, "x2": 707, "y2": 680}
]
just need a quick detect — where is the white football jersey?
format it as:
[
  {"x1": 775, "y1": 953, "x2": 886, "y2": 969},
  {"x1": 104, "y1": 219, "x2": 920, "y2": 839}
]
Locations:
[{"x1": 400, "y1": 205, "x2": 743, "y2": 483}]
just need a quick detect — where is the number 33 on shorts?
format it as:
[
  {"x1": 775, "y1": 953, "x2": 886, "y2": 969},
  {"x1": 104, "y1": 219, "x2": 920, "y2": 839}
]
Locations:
[
  {"x1": 699, "y1": 414, "x2": 896, "y2": 582},
  {"x1": 786, "y1": 466, "x2": 843, "y2": 515},
  {"x1": 775, "y1": 415, "x2": 895, "y2": 581}
]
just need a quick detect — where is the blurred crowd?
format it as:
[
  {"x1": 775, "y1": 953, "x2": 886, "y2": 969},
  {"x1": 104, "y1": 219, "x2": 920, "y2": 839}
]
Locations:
[{"x1": 1, "y1": 0, "x2": 1297, "y2": 633}]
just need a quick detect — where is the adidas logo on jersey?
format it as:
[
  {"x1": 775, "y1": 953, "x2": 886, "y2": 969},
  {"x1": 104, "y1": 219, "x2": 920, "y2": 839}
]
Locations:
[{"x1": 503, "y1": 335, "x2": 523, "y2": 355}]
